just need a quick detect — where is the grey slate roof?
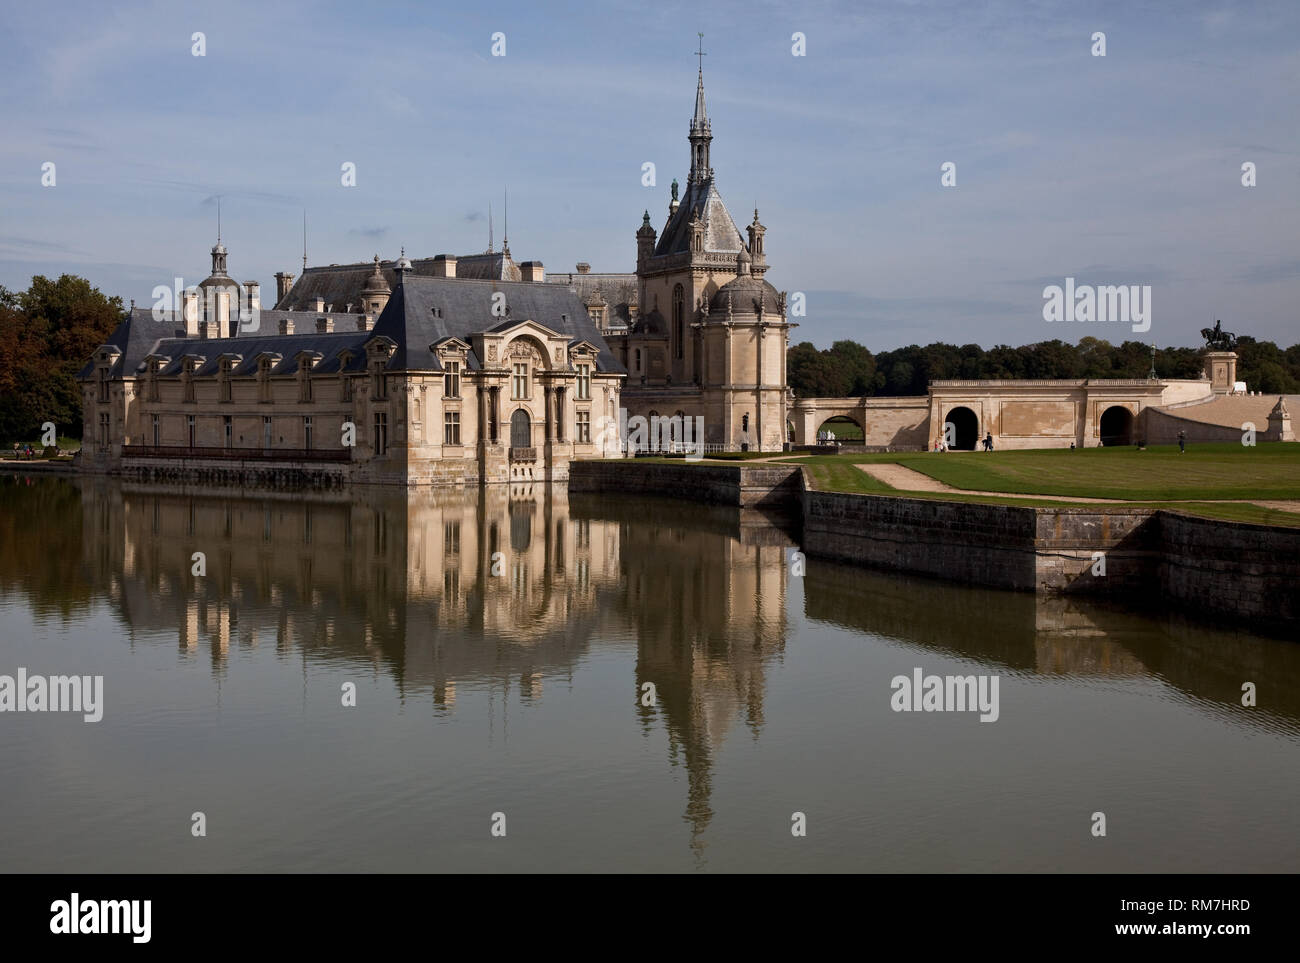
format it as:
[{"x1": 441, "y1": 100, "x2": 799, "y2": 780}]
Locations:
[
  {"x1": 79, "y1": 307, "x2": 370, "y2": 379},
  {"x1": 151, "y1": 330, "x2": 370, "y2": 377},
  {"x1": 545, "y1": 271, "x2": 637, "y2": 328},
  {"x1": 275, "y1": 252, "x2": 523, "y2": 311},
  {"x1": 371, "y1": 275, "x2": 625, "y2": 374},
  {"x1": 653, "y1": 177, "x2": 745, "y2": 257}
]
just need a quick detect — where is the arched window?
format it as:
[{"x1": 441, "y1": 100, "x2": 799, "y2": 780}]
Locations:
[{"x1": 672, "y1": 284, "x2": 684, "y2": 360}]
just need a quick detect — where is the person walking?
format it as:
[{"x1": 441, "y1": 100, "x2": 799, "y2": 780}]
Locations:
[
  {"x1": 1178, "y1": 429, "x2": 1186, "y2": 454},
  {"x1": 984, "y1": 432, "x2": 994, "y2": 452}
]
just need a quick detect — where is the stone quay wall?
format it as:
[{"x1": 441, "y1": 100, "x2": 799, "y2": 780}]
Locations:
[{"x1": 568, "y1": 459, "x2": 1299, "y2": 633}]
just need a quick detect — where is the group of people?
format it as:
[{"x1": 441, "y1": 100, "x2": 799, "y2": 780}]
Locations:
[
  {"x1": 10, "y1": 443, "x2": 38, "y2": 459},
  {"x1": 932, "y1": 433, "x2": 996, "y2": 452}
]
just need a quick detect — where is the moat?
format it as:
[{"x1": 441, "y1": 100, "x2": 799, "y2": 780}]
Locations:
[{"x1": 1, "y1": 475, "x2": 1298, "y2": 872}]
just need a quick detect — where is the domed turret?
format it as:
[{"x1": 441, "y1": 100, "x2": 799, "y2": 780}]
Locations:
[{"x1": 709, "y1": 249, "x2": 780, "y2": 320}]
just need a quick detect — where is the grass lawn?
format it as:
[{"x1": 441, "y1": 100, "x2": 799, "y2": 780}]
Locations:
[{"x1": 780, "y1": 443, "x2": 1300, "y2": 501}]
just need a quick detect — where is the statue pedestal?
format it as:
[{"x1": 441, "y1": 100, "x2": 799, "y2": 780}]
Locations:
[{"x1": 1203, "y1": 351, "x2": 1238, "y2": 394}]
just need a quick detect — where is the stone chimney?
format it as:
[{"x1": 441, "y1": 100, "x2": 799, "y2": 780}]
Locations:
[
  {"x1": 432, "y1": 254, "x2": 457, "y2": 278},
  {"x1": 274, "y1": 272, "x2": 294, "y2": 303},
  {"x1": 519, "y1": 260, "x2": 545, "y2": 283},
  {"x1": 279, "y1": 318, "x2": 294, "y2": 335},
  {"x1": 356, "y1": 316, "x2": 371, "y2": 332},
  {"x1": 576, "y1": 262, "x2": 591, "y2": 274},
  {"x1": 243, "y1": 280, "x2": 261, "y2": 310},
  {"x1": 198, "y1": 320, "x2": 211, "y2": 339},
  {"x1": 314, "y1": 296, "x2": 325, "y2": 313},
  {"x1": 316, "y1": 317, "x2": 333, "y2": 334},
  {"x1": 182, "y1": 290, "x2": 200, "y2": 336}
]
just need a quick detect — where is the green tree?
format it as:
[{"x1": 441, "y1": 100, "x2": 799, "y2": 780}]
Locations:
[{"x1": 0, "y1": 275, "x2": 124, "y2": 441}]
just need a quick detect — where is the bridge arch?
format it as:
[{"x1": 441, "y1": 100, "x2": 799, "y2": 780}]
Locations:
[
  {"x1": 943, "y1": 406, "x2": 979, "y2": 450},
  {"x1": 816, "y1": 415, "x2": 863, "y2": 442},
  {"x1": 1099, "y1": 405, "x2": 1134, "y2": 446}
]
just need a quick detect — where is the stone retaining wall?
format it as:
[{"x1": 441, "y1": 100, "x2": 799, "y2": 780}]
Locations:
[{"x1": 568, "y1": 458, "x2": 1299, "y2": 633}]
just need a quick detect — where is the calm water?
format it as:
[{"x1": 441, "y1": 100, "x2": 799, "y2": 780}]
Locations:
[{"x1": 1, "y1": 474, "x2": 1298, "y2": 872}]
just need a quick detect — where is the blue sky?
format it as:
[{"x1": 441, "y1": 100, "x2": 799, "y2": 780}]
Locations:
[{"x1": 0, "y1": 0, "x2": 1296, "y2": 350}]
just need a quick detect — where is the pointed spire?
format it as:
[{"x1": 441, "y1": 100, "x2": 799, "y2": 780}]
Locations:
[
  {"x1": 692, "y1": 33, "x2": 708, "y2": 132},
  {"x1": 688, "y1": 34, "x2": 713, "y2": 185},
  {"x1": 502, "y1": 188, "x2": 510, "y2": 258}
]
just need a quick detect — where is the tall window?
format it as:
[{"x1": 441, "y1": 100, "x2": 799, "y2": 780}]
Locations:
[
  {"x1": 340, "y1": 374, "x2": 353, "y2": 402},
  {"x1": 374, "y1": 412, "x2": 388, "y2": 455},
  {"x1": 299, "y1": 363, "x2": 313, "y2": 402},
  {"x1": 147, "y1": 360, "x2": 161, "y2": 402},
  {"x1": 576, "y1": 363, "x2": 591, "y2": 400},
  {"x1": 672, "y1": 283, "x2": 684, "y2": 360},
  {"x1": 444, "y1": 411, "x2": 460, "y2": 445},
  {"x1": 372, "y1": 362, "x2": 387, "y2": 400},
  {"x1": 303, "y1": 416, "x2": 313, "y2": 451},
  {"x1": 151, "y1": 414, "x2": 160, "y2": 447},
  {"x1": 576, "y1": 410, "x2": 591, "y2": 443},
  {"x1": 219, "y1": 359, "x2": 232, "y2": 402},
  {"x1": 634, "y1": 349, "x2": 642, "y2": 373},
  {"x1": 98, "y1": 367, "x2": 110, "y2": 403},
  {"x1": 258, "y1": 358, "x2": 272, "y2": 403},
  {"x1": 187, "y1": 414, "x2": 196, "y2": 448},
  {"x1": 183, "y1": 362, "x2": 196, "y2": 403},
  {"x1": 263, "y1": 416, "x2": 273, "y2": 449},
  {"x1": 223, "y1": 415, "x2": 233, "y2": 449},
  {"x1": 512, "y1": 362, "x2": 529, "y2": 400},
  {"x1": 444, "y1": 361, "x2": 461, "y2": 398},
  {"x1": 98, "y1": 412, "x2": 110, "y2": 449}
]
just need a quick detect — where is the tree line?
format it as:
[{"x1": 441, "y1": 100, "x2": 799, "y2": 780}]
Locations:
[
  {"x1": 788, "y1": 335, "x2": 1300, "y2": 398},
  {"x1": 0, "y1": 275, "x2": 124, "y2": 442}
]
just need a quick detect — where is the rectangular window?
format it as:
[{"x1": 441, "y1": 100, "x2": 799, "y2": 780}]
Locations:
[
  {"x1": 224, "y1": 415, "x2": 233, "y2": 449},
  {"x1": 187, "y1": 414, "x2": 195, "y2": 448},
  {"x1": 341, "y1": 375, "x2": 352, "y2": 402},
  {"x1": 444, "y1": 521, "x2": 460, "y2": 555},
  {"x1": 443, "y1": 411, "x2": 461, "y2": 446},
  {"x1": 183, "y1": 369, "x2": 195, "y2": 404},
  {"x1": 374, "y1": 412, "x2": 388, "y2": 455},
  {"x1": 373, "y1": 366, "x2": 387, "y2": 400},
  {"x1": 576, "y1": 363, "x2": 591, "y2": 400},
  {"x1": 303, "y1": 416, "x2": 313, "y2": 451},
  {"x1": 263, "y1": 416, "x2": 273, "y2": 449},
  {"x1": 576, "y1": 410, "x2": 591, "y2": 443},
  {"x1": 299, "y1": 370, "x2": 312, "y2": 402},
  {"x1": 512, "y1": 363, "x2": 528, "y2": 400},
  {"x1": 148, "y1": 363, "x2": 160, "y2": 402},
  {"x1": 151, "y1": 414, "x2": 160, "y2": 447},
  {"x1": 98, "y1": 412, "x2": 110, "y2": 449},
  {"x1": 98, "y1": 368, "x2": 110, "y2": 403},
  {"x1": 444, "y1": 361, "x2": 460, "y2": 398}
]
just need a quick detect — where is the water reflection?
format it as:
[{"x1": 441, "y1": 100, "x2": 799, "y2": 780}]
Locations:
[{"x1": 1, "y1": 474, "x2": 1297, "y2": 869}]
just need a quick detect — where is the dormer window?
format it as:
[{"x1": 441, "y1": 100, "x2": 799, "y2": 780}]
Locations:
[
  {"x1": 219, "y1": 358, "x2": 233, "y2": 402},
  {"x1": 147, "y1": 360, "x2": 161, "y2": 402},
  {"x1": 444, "y1": 360, "x2": 461, "y2": 399},
  {"x1": 576, "y1": 363, "x2": 591, "y2": 400},
  {"x1": 511, "y1": 362, "x2": 529, "y2": 401}
]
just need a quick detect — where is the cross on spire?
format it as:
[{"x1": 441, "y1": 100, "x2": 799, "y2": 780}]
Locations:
[{"x1": 695, "y1": 33, "x2": 706, "y2": 74}]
